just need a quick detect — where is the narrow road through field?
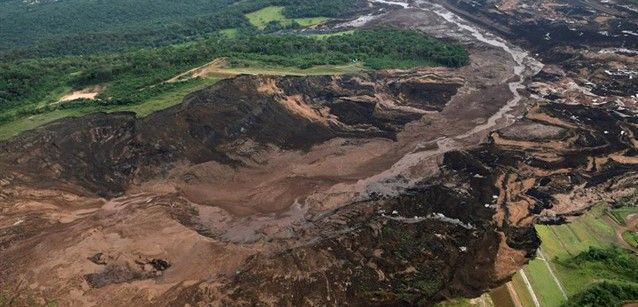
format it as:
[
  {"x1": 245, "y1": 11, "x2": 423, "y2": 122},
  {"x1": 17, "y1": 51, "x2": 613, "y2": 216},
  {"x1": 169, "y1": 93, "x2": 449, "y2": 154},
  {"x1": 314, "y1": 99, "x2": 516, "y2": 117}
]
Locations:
[
  {"x1": 519, "y1": 269, "x2": 541, "y2": 307},
  {"x1": 537, "y1": 248, "x2": 568, "y2": 301}
]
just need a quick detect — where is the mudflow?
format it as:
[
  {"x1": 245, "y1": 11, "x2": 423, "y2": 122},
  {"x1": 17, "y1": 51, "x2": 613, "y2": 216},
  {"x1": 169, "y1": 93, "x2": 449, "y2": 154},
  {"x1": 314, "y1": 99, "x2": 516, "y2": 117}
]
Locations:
[{"x1": 1, "y1": 0, "x2": 637, "y2": 305}]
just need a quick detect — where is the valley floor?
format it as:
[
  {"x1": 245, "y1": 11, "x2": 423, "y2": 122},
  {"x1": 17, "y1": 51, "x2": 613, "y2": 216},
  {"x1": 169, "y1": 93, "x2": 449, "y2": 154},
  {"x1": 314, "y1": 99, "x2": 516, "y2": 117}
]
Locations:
[{"x1": 1, "y1": 0, "x2": 637, "y2": 305}]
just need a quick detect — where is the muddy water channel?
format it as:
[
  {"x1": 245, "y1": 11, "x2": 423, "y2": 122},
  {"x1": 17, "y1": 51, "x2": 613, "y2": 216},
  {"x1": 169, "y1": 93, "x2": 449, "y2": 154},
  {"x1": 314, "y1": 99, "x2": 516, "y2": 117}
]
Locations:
[{"x1": 372, "y1": 0, "x2": 543, "y2": 141}]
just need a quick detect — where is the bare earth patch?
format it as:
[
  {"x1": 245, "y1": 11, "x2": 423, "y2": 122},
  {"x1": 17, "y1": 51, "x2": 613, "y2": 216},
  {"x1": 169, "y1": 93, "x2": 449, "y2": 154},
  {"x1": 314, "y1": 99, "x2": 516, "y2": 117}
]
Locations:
[
  {"x1": 57, "y1": 85, "x2": 105, "y2": 103},
  {"x1": 167, "y1": 58, "x2": 231, "y2": 83}
]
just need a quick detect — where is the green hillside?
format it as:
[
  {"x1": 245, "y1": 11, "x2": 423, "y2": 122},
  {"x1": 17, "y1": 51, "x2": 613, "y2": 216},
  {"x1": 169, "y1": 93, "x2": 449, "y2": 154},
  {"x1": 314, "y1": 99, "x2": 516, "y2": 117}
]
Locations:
[{"x1": 0, "y1": 27, "x2": 469, "y2": 140}]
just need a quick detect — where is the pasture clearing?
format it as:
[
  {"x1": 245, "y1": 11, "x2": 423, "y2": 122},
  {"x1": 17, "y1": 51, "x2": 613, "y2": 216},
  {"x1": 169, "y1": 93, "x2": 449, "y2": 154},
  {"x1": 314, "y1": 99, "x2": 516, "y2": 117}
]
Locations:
[{"x1": 246, "y1": 6, "x2": 328, "y2": 30}]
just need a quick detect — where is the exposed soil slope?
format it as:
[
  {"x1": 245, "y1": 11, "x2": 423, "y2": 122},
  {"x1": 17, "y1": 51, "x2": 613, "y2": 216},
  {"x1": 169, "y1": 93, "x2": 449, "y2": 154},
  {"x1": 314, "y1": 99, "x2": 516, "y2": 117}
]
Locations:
[{"x1": 1, "y1": 0, "x2": 637, "y2": 306}]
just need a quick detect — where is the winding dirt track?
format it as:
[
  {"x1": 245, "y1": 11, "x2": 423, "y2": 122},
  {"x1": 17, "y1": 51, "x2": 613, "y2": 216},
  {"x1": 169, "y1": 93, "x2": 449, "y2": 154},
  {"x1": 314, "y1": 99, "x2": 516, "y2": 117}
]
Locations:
[{"x1": 606, "y1": 214, "x2": 638, "y2": 253}]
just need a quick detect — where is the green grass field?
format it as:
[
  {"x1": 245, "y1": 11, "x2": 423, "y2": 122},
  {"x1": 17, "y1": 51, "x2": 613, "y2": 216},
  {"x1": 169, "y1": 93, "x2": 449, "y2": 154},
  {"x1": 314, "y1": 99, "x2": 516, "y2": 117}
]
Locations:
[
  {"x1": 109, "y1": 77, "x2": 219, "y2": 117},
  {"x1": 609, "y1": 207, "x2": 638, "y2": 225},
  {"x1": 219, "y1": 28, "x2": 239, "y2": 38},
  {"x1": 505, "y1": 203, "x2": 638, "y2": 307},
  {"x1": 220, "y1": 61, "x2": 364, "y2": 76},
  {"x1": 623, "y1": 231, "x2": 638, "y2": 248},
  {"x1": 521, "y1": 258, "x2": 566, "y2": 307},
  {"x1": 245, "y1": 6, "x2": 328, "y2": 30},
  {"x1": 0, "y1": 77, "x2": 219, "y2": 140}
]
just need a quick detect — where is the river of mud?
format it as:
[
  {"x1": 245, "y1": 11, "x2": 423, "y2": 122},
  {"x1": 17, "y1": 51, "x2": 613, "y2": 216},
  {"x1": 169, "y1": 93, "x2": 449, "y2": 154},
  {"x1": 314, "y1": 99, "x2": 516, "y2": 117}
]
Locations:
[
  {"x1": 374, "y1": 0, "x2": 543, "y2": 139},
  {"x1": 1, "y1": 0, "x2": 637, "y2": 305},
  {"x1": 350, "y1": 0, "x2": 544, "y2": 200}
]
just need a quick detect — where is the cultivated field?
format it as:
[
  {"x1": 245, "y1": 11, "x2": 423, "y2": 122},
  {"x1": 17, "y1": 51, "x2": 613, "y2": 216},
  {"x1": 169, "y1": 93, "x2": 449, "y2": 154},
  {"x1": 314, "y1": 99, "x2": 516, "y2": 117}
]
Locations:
[
  {"x1": 435, "y1": 203, "x2": 638, "y2": 307},
  {"x1": 506, "y1": 204, "x2": 638, "y2": 307}
]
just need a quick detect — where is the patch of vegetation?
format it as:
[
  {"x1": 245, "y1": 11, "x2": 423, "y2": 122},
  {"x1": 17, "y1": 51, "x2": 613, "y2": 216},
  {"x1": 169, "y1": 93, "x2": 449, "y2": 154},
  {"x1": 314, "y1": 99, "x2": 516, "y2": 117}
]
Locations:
[
  {"x1": 309, "y1": 30, "x2": 357, "y2": 39},
  {"x1": 217, "y1": 60, "x2": 364, "y2": 76},
  {"x1": 219, "y1": 28, "x2": 468, "y2": 69},
  {"x1": 0, "y1": 0, "x2": 366, "y2": 59},
  {"x1": 0, "y1": 27, "x2": 468, "y2": 139},
  {"x1": 558, "y1": 247, "x2": 638, "y2": 283},
  {"x1": 281, "y1": 0, "x2": 367, "y2": 18},
  {"x1": 0, "y1": 0, "x2": 242, "y2": 58},
  {"x1": 563, "y1": 281, "x2": 638, "y2": 307},
  {"x1": 245, "y1": 6, "x2": 327, "y2": 30},
  {"x1": 624, "y1": 231, "x2": 638, "y2": 248}
]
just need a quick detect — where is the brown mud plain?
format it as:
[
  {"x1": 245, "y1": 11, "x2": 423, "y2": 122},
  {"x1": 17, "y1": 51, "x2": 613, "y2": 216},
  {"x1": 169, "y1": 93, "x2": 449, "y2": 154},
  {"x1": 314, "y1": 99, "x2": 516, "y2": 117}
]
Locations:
[{"x1": 1, "y1": 0, "x2": 637, "y2": 306}]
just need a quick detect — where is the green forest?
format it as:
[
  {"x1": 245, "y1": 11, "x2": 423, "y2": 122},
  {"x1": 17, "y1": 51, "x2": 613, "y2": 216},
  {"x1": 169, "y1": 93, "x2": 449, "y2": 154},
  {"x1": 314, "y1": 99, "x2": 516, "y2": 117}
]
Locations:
[
  {"x1": 562, "y1": 247, "x2": 638, "y2": 306},
  {"x1": 0, "y1": 0, "x2": 367, "y2": 59},
  {"x1": 0, "y1": 0, "x2": 469, "y2": 140},
  {"x1": 0, "y1": 28, "x2": 468, "y2": 126}
]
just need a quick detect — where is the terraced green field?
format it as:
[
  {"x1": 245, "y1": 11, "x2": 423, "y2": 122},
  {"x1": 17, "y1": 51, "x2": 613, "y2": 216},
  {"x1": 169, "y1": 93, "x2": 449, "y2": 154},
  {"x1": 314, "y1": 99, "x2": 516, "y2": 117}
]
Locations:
[
  {"x1": 609, "y1": 207, "x2": 638, "y2": 225},
  {"x1": 536, "y1": 206, "x2": 616, "y2": 260},
  {"x1": 506, "y1": 204, "x2": 638, "y2": 307}
]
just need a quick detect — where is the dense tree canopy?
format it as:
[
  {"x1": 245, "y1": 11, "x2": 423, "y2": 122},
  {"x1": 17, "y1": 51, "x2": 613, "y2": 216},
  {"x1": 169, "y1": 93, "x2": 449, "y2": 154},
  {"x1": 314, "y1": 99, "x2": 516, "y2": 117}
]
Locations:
[
  {"x1": 560, "y1": 247, "x2": 638, "y2": 307},
  {"x1": 0, "y1": 0, "x2": 367, "y2": 59},
  {"x1": 0, "y1": 27, "x2": 468, "y2": 125}
]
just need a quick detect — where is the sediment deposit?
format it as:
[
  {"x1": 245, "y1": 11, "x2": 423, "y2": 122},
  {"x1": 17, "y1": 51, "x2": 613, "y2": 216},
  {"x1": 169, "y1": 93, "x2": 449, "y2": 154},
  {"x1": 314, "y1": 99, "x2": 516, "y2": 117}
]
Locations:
[{"x1": 1, "y1": 0, "x2": 637, "y2": 305}]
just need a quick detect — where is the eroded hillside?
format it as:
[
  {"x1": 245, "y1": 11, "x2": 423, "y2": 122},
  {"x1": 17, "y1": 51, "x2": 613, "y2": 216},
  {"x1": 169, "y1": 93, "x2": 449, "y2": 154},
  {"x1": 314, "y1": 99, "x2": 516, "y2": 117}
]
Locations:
[{"x1": 1, "y1": 0, "x2": 637, "y2": 306}]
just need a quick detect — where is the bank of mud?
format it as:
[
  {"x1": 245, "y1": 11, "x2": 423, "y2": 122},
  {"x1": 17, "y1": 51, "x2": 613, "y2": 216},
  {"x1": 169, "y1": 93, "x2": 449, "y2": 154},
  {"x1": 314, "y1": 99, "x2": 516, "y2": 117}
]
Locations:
[{"x1": 1, "y1": 0, "x2": 637, "y2": 306}]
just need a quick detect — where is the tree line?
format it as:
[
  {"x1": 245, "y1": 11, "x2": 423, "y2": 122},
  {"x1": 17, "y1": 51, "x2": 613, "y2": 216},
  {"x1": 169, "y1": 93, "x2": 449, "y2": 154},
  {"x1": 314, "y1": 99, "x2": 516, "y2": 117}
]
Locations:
[
  {"x1": 0, "y1": 28, "x2": 468, "y2": 126},
  {"x1": 0, "y1": 0, "x2": 366, "y2": 60}
]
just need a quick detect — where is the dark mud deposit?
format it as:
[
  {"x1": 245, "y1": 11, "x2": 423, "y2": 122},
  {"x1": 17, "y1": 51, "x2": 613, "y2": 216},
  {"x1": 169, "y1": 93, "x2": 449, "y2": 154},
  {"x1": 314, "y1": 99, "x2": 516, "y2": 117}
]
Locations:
[
  {"x1": 442, "y1": 0, "x2": 638, "y2": 99},
  {"x1": 1, "y1": 0, "x2": 637, "y2": 306},
  {"x1": 0, "y1": 73, "x2": 458, "y2": 197}
]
